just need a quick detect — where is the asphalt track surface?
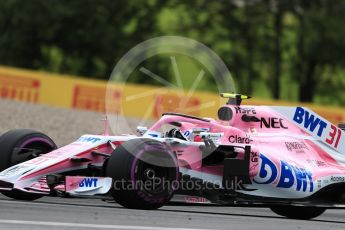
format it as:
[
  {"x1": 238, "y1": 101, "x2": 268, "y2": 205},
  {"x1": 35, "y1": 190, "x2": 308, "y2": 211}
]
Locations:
[{"x1": 0, "y1": 194, "x2": 343, "y2": 230}]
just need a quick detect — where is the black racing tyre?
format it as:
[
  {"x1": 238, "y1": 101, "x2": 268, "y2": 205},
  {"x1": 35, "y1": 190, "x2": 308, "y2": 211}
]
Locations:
[
  {"x1": 270, "y1": 206, "x2": 326, "y2": 220},
  {"x1": 0, "y1": 129, "x2": 57, "y2": 200},
  {"x1": 106, "y1": 139, "x2": 179, "y2": 210}
]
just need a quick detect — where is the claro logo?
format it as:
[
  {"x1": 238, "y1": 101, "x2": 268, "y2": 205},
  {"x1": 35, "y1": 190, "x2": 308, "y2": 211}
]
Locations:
[{"x1": 229, "y1": 135, "x2": 253, "y2": 144}]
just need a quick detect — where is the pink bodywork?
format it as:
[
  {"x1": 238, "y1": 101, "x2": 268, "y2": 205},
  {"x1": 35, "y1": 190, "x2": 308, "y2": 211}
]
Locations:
[
  {"x1": 1, "y1": 104, "x2": 345, "y2": 199},
  {"x1": 148, "y1": 105, "x2": 345, "y2": 198}
]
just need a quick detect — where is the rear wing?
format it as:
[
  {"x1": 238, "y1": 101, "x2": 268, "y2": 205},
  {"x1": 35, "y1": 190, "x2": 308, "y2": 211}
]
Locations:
[{"x1": 271, "y1": 106, "x2": 345, "y2": 155}]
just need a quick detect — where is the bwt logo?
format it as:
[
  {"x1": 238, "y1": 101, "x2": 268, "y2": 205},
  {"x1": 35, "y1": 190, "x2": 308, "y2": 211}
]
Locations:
[
  {"x1": 254, "y1": 154, "x2": 314, "y2": 192},
  {"x1": 79, "y1": 178, "x2": 98, "y2": 188},
  {"x1": 77, "y1": 137, "x2": 102, "y2": 143},
  {"x1": 293, "y1": 107, "x2": 342, "y2": 149},
  {"x1": 293, "y1": 107, "x2": 327, "y2": 137}
]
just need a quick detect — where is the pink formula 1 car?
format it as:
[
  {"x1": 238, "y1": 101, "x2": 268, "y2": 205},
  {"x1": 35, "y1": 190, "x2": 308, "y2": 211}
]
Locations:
[{"x1": 0, "y1": 94, "x2": 345, "y2": 220}]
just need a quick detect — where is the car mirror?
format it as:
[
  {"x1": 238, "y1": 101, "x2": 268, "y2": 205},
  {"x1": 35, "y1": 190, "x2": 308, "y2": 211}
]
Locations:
[{"x1": 136, "y1": 126, "x2": 148, "y2": 136}]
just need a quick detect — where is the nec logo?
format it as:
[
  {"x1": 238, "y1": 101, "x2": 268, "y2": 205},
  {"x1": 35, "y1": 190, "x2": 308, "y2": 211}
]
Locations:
[
  {"x1": 293, "y1": 107, "x2": 327, "y2": 137},
  {"x1": 260, "y1": 117, "x2": 288, "y2": 129},
  {"x1": 79, "y1": 178, "x2": 98, "y2": 188}
]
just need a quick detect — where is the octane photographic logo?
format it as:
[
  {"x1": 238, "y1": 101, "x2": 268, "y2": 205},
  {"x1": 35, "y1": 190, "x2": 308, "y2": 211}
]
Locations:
[{"x1": 105, "y1": 36, "x2": 235, "y2": 166}]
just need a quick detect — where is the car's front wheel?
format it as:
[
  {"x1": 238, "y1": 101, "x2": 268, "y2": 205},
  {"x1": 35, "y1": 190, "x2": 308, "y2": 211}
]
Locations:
[
  {"x1": 106, "y1": 139, "x2": 179, "y2": 210},
  {"x1": 0, "y1": 129, "x2": 57, "y2": 201}
]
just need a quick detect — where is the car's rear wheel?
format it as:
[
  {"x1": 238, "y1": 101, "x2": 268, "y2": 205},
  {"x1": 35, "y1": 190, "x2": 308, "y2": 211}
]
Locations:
[
  {"x1": 0, "y1": 129, "x2": 57, "y2": 200},
  {"x1": 106, "y1": 139, "x2": 179, "y2": 210},
  {"x1": 270, "y1": 206, "x2": 326, "y2": 220}
]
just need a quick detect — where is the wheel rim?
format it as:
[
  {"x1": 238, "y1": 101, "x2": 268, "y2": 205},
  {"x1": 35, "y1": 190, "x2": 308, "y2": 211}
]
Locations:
[{"x1": 135, "y1": 159, "x2": 176, "y2": 196}]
